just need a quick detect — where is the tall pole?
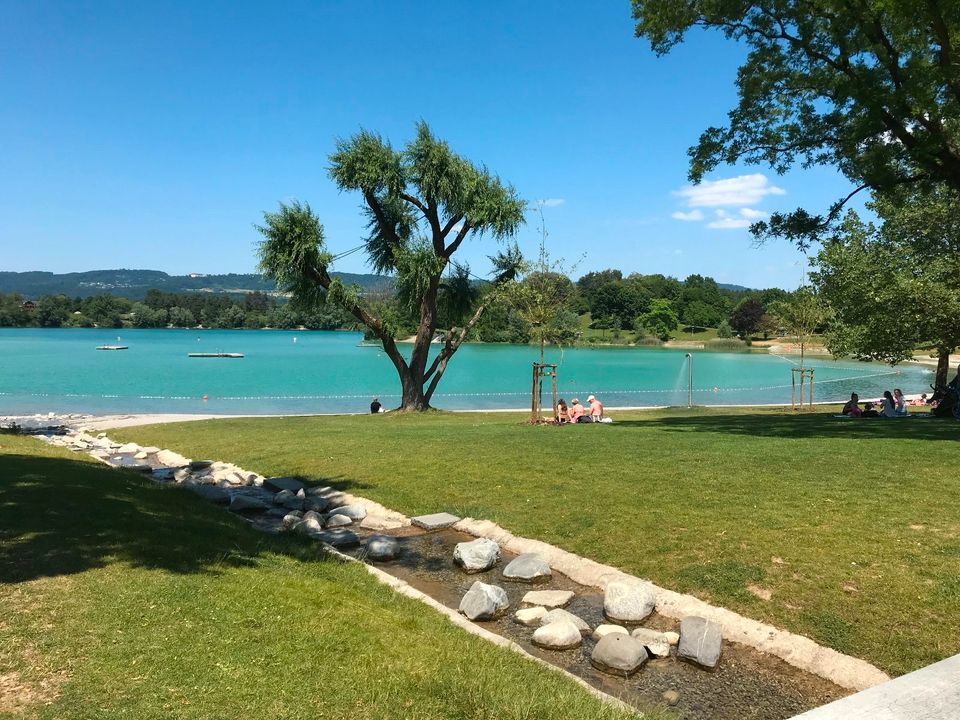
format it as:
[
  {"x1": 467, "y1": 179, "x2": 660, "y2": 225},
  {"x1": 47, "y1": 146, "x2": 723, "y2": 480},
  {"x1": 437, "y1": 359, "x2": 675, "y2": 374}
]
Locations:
[{"x1": 685, "y1": 353, "x2": 693, "y2": 408}]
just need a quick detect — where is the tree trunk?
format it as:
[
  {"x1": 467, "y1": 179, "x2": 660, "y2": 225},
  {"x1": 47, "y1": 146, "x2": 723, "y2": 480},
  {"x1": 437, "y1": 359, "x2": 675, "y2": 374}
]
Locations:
[
  {"x1": 399, "y1": 365, "x2": 429, "y2": 411},
  {"x1": 935, "y1": 347, "x2": 951, "y2": 389}
]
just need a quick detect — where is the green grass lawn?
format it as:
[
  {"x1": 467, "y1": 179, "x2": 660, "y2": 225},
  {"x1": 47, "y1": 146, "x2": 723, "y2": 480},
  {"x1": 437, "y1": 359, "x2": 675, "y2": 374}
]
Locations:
[
  {"x1": 112, "y1": 407, "x2": 960, "y2": 677},
  {"x1": 0, "y1": 435, "x2": 639, "y2": 720}
]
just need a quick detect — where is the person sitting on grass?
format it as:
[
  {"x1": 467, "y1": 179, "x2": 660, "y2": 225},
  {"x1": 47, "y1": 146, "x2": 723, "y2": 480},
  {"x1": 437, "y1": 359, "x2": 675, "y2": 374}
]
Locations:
[
  {"x1": 842, "y1": 392, "x2": 861, "y2": 417},
  {"x1": 893, "y1": 388, "x2": 908, "y2": 416},
  {"x1": 880, "y1": 390, "x2": 898, "y2": 418},
  {"x1": 587, "y1": 394, "x2": 604, "y2": 422},
  {"x1": 861, "y1": 401, "x2": 880, "y2": 417},
  {"x1": 568, "y1": 398, "x2": 585, "y2": 423},
  {"x1": 556, "y1": 398, "x2": 569, "y2": 425}
]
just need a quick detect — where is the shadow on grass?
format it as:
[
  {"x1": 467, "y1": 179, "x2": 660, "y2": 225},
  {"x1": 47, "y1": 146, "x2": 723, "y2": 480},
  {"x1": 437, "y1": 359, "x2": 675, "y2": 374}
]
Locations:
[
  {"x1": 0, "y1": 452, "x2": 345, "y2": 583},
  {"x1": 613, "y1": 411, "x2": 959, "y2": 440}
]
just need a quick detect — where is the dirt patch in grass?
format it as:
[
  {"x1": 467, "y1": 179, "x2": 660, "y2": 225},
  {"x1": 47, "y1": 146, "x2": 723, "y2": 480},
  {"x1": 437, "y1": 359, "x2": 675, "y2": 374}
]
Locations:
[{"x1": 0, "y1": 644, "x2": 67, "y2": 715}]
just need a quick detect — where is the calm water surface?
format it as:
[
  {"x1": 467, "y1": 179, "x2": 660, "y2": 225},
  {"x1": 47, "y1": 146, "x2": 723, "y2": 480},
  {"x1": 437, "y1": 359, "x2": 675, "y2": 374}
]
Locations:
[{"x1": 0, "y1": 328, "x2": 932, "y2": 415}]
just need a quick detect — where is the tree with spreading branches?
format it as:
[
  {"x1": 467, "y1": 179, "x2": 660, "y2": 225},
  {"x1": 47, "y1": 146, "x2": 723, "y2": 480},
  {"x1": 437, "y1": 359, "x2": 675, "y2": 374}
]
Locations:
[
  {"x1": 257, "y1": 123, "x2": 526, "y2": 411},
  {"x1": 631, "y1": 1, "x2": 960, "y2": 247},
  {"x1": 812, "y1": 186, "x2": 960, "y2": 388}
]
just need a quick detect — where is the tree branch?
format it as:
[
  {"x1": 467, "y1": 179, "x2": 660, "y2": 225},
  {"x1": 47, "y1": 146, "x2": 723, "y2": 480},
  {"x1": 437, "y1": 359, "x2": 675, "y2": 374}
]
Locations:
[
  {"x1": 443, "y1": 221, "x2": 472, "y2": 259},
  {"x1": 424, "y1": 298, "x2": 490, "y2": 399},
  {"x1": 305, "y1": 262, "x2": 409, "y2": 375},
  {"x1": 363, "y1": 190, "x2": 401, "y2": 247},
  {"x1": 926, "y1": 0, "x2": 960, "y2": 104},
  {"x1": 441, "y1": 214, "x2": 464, "y2": 238}
]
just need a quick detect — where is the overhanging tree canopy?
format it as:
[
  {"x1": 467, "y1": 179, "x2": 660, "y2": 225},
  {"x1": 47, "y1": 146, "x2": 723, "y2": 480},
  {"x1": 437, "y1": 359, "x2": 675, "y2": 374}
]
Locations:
[
  {"x1": 812, "y1": 186, "x2": 960, "y2": 387},
  {"x1": 257, "y1": 123, "x2": 526, "y2": 411},
  {"x1": 632, "y1": 0, "x2": 960, "y2": 246}
]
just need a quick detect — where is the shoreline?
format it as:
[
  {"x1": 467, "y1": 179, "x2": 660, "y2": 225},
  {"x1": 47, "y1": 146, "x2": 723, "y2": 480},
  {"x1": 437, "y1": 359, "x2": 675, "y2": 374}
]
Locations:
[{"x1": 2, "y1": 398, "x2": 919, "y2": 432}]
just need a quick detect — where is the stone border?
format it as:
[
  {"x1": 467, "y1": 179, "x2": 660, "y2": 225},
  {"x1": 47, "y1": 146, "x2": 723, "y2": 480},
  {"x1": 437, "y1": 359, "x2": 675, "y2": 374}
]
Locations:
[
  {"x1": 452, "y1": 518, "x2": 889, "y2": 692},
  {"x1": 322, "y1": 544, "x2": 638, "y2": 716},
  {"x1": 41, "y1": 430, "x2": 889, "y2": 693}
]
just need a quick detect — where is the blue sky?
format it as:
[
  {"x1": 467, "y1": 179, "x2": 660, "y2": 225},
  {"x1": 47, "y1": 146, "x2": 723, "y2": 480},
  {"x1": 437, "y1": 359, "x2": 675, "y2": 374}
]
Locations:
[{"x1": 1, "y1": 1, "x2": 863, "y2": 289}]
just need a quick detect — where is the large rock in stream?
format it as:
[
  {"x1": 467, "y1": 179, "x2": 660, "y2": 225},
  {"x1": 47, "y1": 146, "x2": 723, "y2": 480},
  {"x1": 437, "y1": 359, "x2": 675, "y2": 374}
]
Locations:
[
  {"x1": 603, "y1": 580, "x2": 656, "y2": 622},
  {"x1": 502, "y1": 553, "x2": 551, "y2": 583},
  {"x1": 453, "y1": 538, "x2": 501, "y2": 573},
  {"x1": 459, "y1": 581, "x2": 509, "y2": 621},
  {"x1": 532, "y1": 620, "x2": 582, "y2": 650},
  {"x1": 229, "y1": 495, "x2": 270, "y2": 513},
  {"x1": 365, "y1": 535, "x2": 400, "y2": 561},
  {"x1": 677, "y1": 616, "x2": 723, "y2": 669},
  {"x1": 590, "y1": 634, "x2": 648, "y2": 677}
]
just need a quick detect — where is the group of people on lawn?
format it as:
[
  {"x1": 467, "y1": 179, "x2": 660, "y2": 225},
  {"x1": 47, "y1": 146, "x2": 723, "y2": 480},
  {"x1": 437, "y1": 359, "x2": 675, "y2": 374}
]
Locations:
[
  {"x1": 555, "y1": 395, "x2": 604, "y2": 424},
  {"x1": 841, "y1": 389, "x2": 914, "y2": 417}
]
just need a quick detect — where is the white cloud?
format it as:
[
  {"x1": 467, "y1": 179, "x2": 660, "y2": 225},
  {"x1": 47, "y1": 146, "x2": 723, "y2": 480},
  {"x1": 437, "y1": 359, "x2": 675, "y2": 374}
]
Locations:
[
  {"x1": 671, "y1": 209, "x2": 704, "y2": 221},
  {"x1": 707, "y1": 216, "x2": 752, "y2": 229},
  {"x1": 674, "y1": 174, "x2": 785, "y2": 208},
  {"x1": 705, "y1": 207, "x2": 767, "y2": 229},
  {"x1": 540, "y1": 198, "x2": 565, "y2": 207},
  {"x1": 739, "y1": 207, "x2": 768, "y2": 219}
]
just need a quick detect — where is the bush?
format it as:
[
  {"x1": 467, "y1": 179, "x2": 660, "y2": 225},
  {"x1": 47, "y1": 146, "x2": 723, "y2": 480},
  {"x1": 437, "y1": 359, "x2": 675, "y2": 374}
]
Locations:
[
  {"x1": 716, "y1": 320, "x2": 734, "y2": 338},
  {"x1": 634, "y1": 335, "x2": 664, "y2": 346},
  {"x1": 706, "y1": 337, "x2": 749, "y2": 351}
]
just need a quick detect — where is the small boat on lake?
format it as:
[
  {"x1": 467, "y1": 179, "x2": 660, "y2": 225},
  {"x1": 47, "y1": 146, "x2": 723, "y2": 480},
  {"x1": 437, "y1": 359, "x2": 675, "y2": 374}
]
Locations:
[
  {"x1": 96, "y1": 345, "x2": 128, "y2": 350},
  {"x1": 188, "y1": 352, "x2": 244, "y2": 358}
]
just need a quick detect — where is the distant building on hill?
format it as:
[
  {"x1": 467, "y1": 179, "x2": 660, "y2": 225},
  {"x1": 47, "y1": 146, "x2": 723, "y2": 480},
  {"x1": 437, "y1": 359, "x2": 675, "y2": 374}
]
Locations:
[
  {"x1": 21, "y1": 300, "x2": 35, "y2": 312},
  {"x1": 189, "y1": 272, "x2": 208, "y2": 278}
]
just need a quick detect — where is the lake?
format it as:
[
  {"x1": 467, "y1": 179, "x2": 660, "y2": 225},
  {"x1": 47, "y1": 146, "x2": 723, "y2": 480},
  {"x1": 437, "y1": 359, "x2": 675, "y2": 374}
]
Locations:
[{"x1": 0, "y1": 328, "x2": 933, "y2": 415}]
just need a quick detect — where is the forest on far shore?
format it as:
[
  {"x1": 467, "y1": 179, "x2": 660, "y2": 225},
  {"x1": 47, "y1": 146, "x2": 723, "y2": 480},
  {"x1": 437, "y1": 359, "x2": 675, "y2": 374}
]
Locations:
[{"x1": 0, "y1": 269, "x2": 794, "y2": 344}]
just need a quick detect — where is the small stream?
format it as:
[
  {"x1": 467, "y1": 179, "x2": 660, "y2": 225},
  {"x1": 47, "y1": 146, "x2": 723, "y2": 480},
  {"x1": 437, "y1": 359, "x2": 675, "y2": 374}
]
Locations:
[{"x1": 258, "y1": 515, "x2": 846, "y2": 719}]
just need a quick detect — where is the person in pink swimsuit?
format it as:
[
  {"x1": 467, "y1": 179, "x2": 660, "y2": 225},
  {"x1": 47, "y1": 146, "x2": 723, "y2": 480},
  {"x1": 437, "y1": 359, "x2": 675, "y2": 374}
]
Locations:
[{"x1": 568, "y1": 398, "x2": 585, "y2": 423}]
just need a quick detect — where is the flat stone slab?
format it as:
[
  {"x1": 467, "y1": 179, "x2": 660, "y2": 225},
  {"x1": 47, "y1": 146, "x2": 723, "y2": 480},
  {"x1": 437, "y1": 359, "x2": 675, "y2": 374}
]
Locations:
[
  {"x1": 522, "y1": 590, "x2": 574, "y2": 608},
  {"x1": 411, "y1": 512, "x2": 460, "y2": 530},
  {"x1": 502, "y1": 553, "x2": 552, "y2": 583},
  {"x1": 264, "y1": 476, "x2": 306, "y2": 493},
  {"x1": 788, "y1": 653, "x2": 960, "y2": 719}
]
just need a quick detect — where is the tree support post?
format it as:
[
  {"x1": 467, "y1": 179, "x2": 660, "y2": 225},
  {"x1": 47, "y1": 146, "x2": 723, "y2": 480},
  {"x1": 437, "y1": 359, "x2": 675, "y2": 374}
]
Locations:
[
  {"x1": 531, "y1": 363, "x2": 558, "y2": 424},
  {"x1": 791, "y1": 367, "x2": 815, "y2": 412}
]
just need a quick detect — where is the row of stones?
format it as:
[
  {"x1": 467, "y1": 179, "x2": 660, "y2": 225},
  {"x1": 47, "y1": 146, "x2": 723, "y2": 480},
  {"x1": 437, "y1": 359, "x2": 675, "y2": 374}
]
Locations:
[
  {"x1": 452, "y1": 537, "x2": 723, "y2": 675},
  {"x1": 42, "y1": 431, "x2": 404, "y2": 552}
]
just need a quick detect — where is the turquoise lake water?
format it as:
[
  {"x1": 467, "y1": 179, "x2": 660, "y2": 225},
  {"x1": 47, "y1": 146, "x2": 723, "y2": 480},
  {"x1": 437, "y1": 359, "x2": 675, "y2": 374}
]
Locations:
[{"x1": 0, "y1": 328, "x2": 933, "y2": 415}]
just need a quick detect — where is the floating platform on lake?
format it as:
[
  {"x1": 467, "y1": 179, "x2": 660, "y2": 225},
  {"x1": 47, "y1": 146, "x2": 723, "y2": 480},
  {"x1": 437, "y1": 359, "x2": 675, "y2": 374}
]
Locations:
[
  {"x1": 96, "y1": 345, "x2": 128, "y2": 350},
  {"x1": 188, "y1": 352, "x2": 244, "y2": 358}
]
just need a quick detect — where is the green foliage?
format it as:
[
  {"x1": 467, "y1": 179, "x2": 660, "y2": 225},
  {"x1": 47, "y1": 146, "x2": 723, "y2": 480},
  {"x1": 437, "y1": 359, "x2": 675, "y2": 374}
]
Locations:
[
  {"x1": 256, "y1": 200, "x2": 333, "y2": 310},
  {"x1": 167, "y1": 306, "x2": 196, "y2": 327},
  {"x1": 706, "y1": 337, "x2": 748, "y2": 351},
  {"x1": 757, "y1": 312, "x2": 780, "y2": 340},
  {"x1": 35, "y1": 294, "x2": 72, "y2": 327},
  {"x1": 716, "y1": 320, "x2": 734, "y2": 339},
  {"x1": 632, "y1": 1, "x2": 960, "y2": 247},
  {"x1": 812, "y1": 191, "x2": 960, "y2": 372},
  {"x1": 769, "y1": 288, "x2": 830, "y2": 367},
  {"x1": 130, "y1": 302, "x2": 167, "y2": 328},
  {"x1": 636, "y1": 298, "x2": 679, "y2": 341}
]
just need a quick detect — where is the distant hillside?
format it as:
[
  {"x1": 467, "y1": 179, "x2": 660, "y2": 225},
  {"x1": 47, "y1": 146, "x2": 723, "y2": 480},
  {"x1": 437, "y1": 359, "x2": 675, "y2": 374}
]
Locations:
[
  {"x1": 0, "y1": 269, "x2": 393, "y2": 300},
  {"x1": 717, "y1": 282, "x2": 752, "y2": 292}
]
